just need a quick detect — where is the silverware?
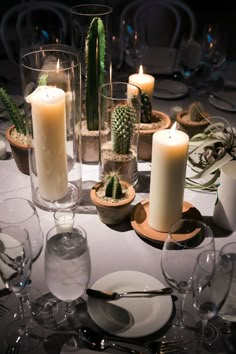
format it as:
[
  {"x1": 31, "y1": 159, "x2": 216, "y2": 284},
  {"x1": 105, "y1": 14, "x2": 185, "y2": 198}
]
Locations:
[
  {"x1": 86, "y1": 287, "x2": 173, "y2": 300},
  {"x1": 5, "y1": 344, "x2": 20, "y2": 354},
  {"x1": 209, "y1": 93, "x2": 236, "y2": 109}
]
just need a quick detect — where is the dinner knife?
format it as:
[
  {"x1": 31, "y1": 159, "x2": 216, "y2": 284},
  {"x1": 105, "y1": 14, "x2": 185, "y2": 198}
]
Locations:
[{"x1": 86, "y1": 287, "x2": 173, "y2": 300}]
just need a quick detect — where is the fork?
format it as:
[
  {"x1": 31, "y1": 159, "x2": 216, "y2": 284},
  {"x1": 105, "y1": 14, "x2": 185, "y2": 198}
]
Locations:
[
  {"x1": 5, "y1": 343, "x2": 20, "y2": 354},
  {"x1": 0, "y1": 303, "x2": 9, "y2": 317}
]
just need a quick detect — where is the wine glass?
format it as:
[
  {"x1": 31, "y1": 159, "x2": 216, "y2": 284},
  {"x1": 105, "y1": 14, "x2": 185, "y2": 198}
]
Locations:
[
  {"x1": 218, "y1": 242, "x2": 236, "y2": 352},
  {"x1": 192, "y1": 249, "x2": 232, "y2": 353},
  {"x1": 44, "y1": 223, "x2": 91, "y2": 328},
  {"x1": 0, "y1": 225, "x2": 40, "y2": 350},
  {"x1": 0, "y1": 197, "x2": 43, "y2": 262},
  {"x1": 161, "y1": 218, "x2": 215, "y2": 343}
]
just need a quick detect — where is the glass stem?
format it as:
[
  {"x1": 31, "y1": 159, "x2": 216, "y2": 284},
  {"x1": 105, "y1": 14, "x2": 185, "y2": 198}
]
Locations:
[
  {"x1": 196, "y1": 318, "x2": 208, "y2": 353},
  {"x1": 65, "y1": 301, "x2": 75, "y2": 315},
  {"x1": 16, "y1": 289, "x2": 31, "y2": 323},
  {"x1": 176, "y1": 292, "x2": 187, "y2": 327}
]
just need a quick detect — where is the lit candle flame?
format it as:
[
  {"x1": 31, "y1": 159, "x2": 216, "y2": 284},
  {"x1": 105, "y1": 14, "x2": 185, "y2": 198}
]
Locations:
[
  {"x1": 139, "y1": 65, "x2": 144, "y2": 75},
  {"x1": 171, "y1": 122, "x2": 177, "y2": 131},
  {"x1": 56, "y1": 59, "x2": 60, "y2": 73}
]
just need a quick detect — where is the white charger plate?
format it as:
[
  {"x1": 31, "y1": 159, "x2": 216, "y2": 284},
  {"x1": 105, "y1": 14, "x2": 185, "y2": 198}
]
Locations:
[
  {"x1": 87, "y1": 270, "x2": 173, "y2": 338},
  {"x1": 153, "y1": 80, "x2": 188, "y2": 99},
  {"x1": 208, "y1": 91, "x2": 236, "y2": 112}
]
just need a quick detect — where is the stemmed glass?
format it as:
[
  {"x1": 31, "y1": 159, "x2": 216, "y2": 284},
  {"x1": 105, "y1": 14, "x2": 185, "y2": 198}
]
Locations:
[
  {"x1": 0, "y1": 225, "x2": 40, "y2": 349},
  {"x1": 218, "y1": 242, "x2": 236, "y2": 353},
  {"x1": 161, "y1": 218, "x2": 215, "y2": 342},
  {"x1": 192, "y1": 249, "x2": 232, "y2": 353},
  {"x1": 0, "y1": 198, "x2": 43, "y2": 262},
  {"x1": 44, "y1": 223, "x2": 91, "y2": 328}
]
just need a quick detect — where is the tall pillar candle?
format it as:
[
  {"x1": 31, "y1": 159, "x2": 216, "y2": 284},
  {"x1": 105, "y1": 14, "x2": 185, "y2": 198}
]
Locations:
[
  {"x1": 128, "y1": 65, "x2": 155, "y2": 97},
  {"x1": 26, "y1": 86, "x2": 68, "y2": 201},
  {"x1": 148, "y1": 126, "x2": 189, "y2": 232}
]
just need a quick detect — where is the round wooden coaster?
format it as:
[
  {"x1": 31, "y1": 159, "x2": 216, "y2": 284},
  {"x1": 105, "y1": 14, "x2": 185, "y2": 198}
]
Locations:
[{"x1": 130, "y1": 199, "x2": 202, "y2": 244}]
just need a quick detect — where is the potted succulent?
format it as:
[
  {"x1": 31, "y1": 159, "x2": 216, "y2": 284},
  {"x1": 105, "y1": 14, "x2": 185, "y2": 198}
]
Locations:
[
  {"x1": 138, "y1": 92, "x2": 171, "y2": 161},
  {"x1": 185, "y1": 117, "x2": 236, "y2": 191},
  {"x1": 90, "y1": 170, "x2": 136, "y2": 225},
  {"x1": 176, "y1": 101, "x2": 210, "y2": 138},
  {"x1": 81, "y1": 16, "x2": 107, "y2": 163},
  {"x1": 0, "y1": 88, "x2": 29, "y2": 175}
]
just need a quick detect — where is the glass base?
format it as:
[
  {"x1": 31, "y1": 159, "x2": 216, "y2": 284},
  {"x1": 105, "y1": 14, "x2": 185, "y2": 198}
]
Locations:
[
  {"x1": 3, "y1": 319, "x2": 41, "y2": 351},
  {"x1": 33, "y1": 182, "x2": 82, "y2": 211},
  {"x1": 31, "y1": 292, "x2": 85, "y2": 329}
]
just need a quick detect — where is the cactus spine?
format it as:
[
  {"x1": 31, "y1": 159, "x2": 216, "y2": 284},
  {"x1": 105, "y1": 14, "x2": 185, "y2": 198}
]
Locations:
[
  {"x1": 140, "y1": 92, "x2": 152, "y2": 123},
  {"x1": 0, "y1": 88, "x2": 26, "y2": 135},
  {"x1": 104, "y1": 172, "x2": 122, "y2": 199},
  {"x1": 189, "y1": 102, "x2": 205, "y2": 122},
  {"x1": 86, "y1": 17, "x2": 106, "y2": 131},
  {"x1": 111, "y1": 104, "x2": 136, "y2": 155}
]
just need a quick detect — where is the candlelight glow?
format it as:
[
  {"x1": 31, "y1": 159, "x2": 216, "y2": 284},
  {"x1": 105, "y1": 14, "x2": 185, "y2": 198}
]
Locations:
[
  {"x1": 171, "y1": 122, "x2": 177, "y2": 131},
  {"x1": 139, "y1": 65, "x2": 144, "y2": 75}
]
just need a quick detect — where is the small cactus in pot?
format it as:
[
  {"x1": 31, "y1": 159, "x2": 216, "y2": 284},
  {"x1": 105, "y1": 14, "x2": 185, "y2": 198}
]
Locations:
[
  {"x1": 140, "y1": 92, "x2": 152, "y2": 123},
  {"x1": 189, "y1": 102, "x2": 207, "y2": 122},
  {"x1": 90, "y1": 170, "x2": 136, "y2": 225},
  {"x1": 111, "y1": 103, "x2": 136, "y2": 155}
]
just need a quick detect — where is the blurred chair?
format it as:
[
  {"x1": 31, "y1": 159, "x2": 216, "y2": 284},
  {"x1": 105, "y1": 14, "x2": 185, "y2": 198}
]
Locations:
[
  {"x1": 118, "y1": 0, "x2": 197, "y2": 74},
  {"x1": 0, "y1": 1, "x2": 72, "y2": 66}
]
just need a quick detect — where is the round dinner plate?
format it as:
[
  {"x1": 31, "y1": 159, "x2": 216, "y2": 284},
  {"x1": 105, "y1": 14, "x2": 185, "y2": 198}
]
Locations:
[
  {"x1": 87, "y1": 270, "x2": 173, "y2": 338},
  {"x1": 153, "y1": 79, "x2": 188, "y2": 99},
  {"x1": 208, "y1": 91, "x2": 236, "y2": 112}
]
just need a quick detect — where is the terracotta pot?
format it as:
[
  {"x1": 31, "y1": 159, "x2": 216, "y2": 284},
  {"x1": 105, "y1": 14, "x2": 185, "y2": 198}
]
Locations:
[
  {"x1": 138, "y1": 110, "x2": 171, "y2": 161},
  {"x1": 5, "y1": 125, "x2": 29, "y2": 175},
  {"x1": 176, "y1": 110, "x2": 210, "y2": 138},
  {"x1": 90, "y1": 180, "x2": 136, "y2": 225}
]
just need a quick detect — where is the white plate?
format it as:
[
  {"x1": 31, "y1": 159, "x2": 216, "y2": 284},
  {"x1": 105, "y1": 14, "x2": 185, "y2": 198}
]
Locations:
[
  {"x1": 153, "y1": 80, "x2": 188, "y2": 99},
  {"x1": 208, "y1": 91, "x2": 236, "y2": 112},
  {"x1": 87, "y1": 270, "x2": 173, "y2": 338}
]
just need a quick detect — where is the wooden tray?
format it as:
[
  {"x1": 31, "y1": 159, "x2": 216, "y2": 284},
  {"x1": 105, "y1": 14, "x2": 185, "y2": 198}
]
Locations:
[{"x1": 130, "y1": 198, "x2": 202, "y2": 245}]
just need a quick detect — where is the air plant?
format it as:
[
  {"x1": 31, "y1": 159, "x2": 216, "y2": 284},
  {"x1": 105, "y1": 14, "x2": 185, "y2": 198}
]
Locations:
[{"x1": 185, "y1": 117, "x2": 236, "y2": 191}]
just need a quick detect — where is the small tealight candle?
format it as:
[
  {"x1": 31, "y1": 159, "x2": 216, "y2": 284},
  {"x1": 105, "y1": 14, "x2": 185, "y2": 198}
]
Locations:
[
  {"x1": 128, "y1": 65, "x2": 155, "y2": 97},
  {"x1": 54, "y1": 208, "x2": 75, "y2": 232},
  {"x1": 148, "y1": 123, "x2": 189, "y2": 232}
]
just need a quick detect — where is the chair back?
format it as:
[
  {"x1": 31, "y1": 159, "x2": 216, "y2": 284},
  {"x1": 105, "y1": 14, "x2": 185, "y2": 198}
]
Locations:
[
  {"x1": 0, "y1": 1, "x2": 72, "y2": 66},
  {"x1": 119, "y1": 0, "x2": 197, "y2": 74}
]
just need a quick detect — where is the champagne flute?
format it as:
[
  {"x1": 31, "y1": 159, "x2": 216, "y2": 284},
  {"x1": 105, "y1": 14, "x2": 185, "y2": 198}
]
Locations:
[
  {"x1": 0, "y1": 225, "x2": 40, "y2": 349},
  {"x1": 193, "y1": 249, "x2": 232, "y2": 353},
  {"x1": 161, "y1": 219, "x2": 215, "y2": 342},
  {"x1": 44, "y1": 223, "x2": 91, "y2": 328}
]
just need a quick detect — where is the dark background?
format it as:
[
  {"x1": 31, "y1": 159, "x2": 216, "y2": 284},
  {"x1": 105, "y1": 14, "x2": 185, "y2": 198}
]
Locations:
[{"x1": 0, "y1": 0, "x2": 235, "y2": 59}]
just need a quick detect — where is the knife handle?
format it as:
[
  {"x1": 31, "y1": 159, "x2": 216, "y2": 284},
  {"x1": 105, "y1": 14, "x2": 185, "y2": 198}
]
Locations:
[{"x1": 86, "y1": 288, "x2": 117, "y2": 300}]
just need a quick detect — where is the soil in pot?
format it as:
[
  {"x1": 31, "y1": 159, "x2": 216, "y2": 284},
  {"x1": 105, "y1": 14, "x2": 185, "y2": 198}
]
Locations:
[
  {"x1": 138, "y1": 110, "x2": 171, "y2": 161},
  {"x1": 5, "y1": 125, "x2": 29, "y2": 175}
]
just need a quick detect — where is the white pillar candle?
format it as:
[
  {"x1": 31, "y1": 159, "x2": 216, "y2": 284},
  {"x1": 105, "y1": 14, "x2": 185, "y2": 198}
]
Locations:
[
  {"x1": 148, "y1": 124, "x2": 189, "y2": 232},
  {"x1": 128, "y1": 65, "x2": 155, "y2": 97},
  {"x1": 26, "y1": 86, "x2": 68, "y2": 201}
]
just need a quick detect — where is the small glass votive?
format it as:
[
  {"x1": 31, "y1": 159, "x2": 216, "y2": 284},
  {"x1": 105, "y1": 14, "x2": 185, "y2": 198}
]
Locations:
[
  {"x1": 53, "y1": 208, "x2": 75, "y2": 232},
  {"x1": 0, "y1": 134, "x2": 7, "y2": 160}
]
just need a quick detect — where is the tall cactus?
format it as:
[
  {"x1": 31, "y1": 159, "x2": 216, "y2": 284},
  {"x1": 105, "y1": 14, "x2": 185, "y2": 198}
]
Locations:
[
  {"x1": 86, "y1": 17, "x2": 106, "y2": 131},
  {"x1": 140, "y1": 92, "x2": 152, "y2": 123},
  {"x1": 189, "y1": 102, "x2": 205, "y2": 122},
  {"x1": 111, "y1": 103, "x2": 136, "y2": 154},
  {"x1": 104, "y1": 172, "x2": 122, "y2": 199}
]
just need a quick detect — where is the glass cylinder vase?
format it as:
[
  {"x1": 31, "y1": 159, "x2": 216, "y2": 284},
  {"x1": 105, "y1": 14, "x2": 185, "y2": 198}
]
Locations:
[
  {"x1": 99, "y1": 82, "x2": 141, "y2": 186},
  {"x1": 72, "y1": 4, "x2": 112, "y2": 163},
  {"x1": 20, "y1": 45, "x2": 82, "y2": 211}
]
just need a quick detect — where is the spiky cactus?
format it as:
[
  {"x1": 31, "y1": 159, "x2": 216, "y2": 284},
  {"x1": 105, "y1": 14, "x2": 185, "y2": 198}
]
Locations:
[
  {"x1": 0, "y1": 88, "x2": 26, "y2": 135},
  {"x1": 86, "y1": 17, "x2": 106, "y2": 130},
  {"x1": 189, "y1": 102, "x2": 206, "y2": 122},
  {"x1": 104, "y1": 171, "x2": 123, "y2": 199},
  {"x1": 141, "y1": 92, "x2": 152, "y2": 123},
  {"x1": 111, "y1": 103, "x2": 136, "y2": 155}
]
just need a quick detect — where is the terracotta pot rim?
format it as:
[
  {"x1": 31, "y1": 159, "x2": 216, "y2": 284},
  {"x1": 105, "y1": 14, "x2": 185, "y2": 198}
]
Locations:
[
  {"x1": 90, "y1": 180, "x2": 136, "y2": 207},
  {"x1": 139, "y1": 110, "x2": 171, "y2": 135},
  {"x1": 176, "y1": 111, "x2": 210, "y2": 127},
  {"x1": 5, "y1": 125, "x2": 28, "y2": 150}
]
